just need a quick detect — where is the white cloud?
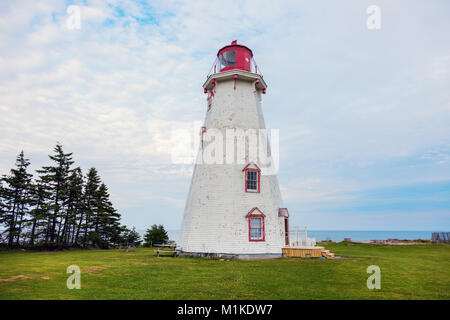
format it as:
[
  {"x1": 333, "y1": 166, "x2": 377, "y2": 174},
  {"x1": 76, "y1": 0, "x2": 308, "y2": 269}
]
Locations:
[{"x1": 0, "y1": 0, "x2": 449, "y2": 229}]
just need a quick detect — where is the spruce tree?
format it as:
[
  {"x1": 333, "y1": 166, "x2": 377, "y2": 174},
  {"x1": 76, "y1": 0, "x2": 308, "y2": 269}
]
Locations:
[
  {"x1": 82, "y1": 167, "x2": 101, "y2": 246},
  {"x1": 28, "y1": 179, "x2": 50, "y2": 246},
  {"x1": 36, "y1": 144, "x2": 74, "y2": 244},
  {"x1": 0, "y1": 180, "x2": 8, "y2": 244},
  {"x1": 0, "y1": 151, "x2": 33, "y2": 247},
  {"x1": 93, "y1": 183, "x2": 121, "y2": 248},
  {"x1": 144, "y1": 224, "x2": 169, "y2": 246},
  {"x1": 0, "y1": 145, "x2": 126, "y2": 249},
  {"x1": 62, "y1": 167, "x2": 84, "y2": 245},
  {"x1": 124, "y1": 227, "x2": 142, "y2": 245}
]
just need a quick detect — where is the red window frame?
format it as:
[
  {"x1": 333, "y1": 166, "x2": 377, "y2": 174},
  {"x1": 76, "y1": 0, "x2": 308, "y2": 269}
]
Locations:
[
  {"x1": 247, "y1": 207, "x2": 265, "y2": 242},
  {"x1": 207, "y1": 91, "x2": 213, "y2": 111},
  {"x1": 243, "y1": 166, "x2": 260, "y2": 193},
  {"x1": 200, "y1": 126, "x2": 206, "y2": 148},
  {"x1": 284, "y1": 217, "x2": 290, "y2": 246}
]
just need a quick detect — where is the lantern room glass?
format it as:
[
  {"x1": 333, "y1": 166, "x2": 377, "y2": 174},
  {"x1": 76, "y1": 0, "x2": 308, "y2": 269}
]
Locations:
[{"x1": 219, "y1": 50, "x2": 236, "y2": 70}]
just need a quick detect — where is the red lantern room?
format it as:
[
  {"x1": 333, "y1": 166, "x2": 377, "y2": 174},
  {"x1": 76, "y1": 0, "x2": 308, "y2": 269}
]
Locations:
[
  {"x1": 204, "y1": 40, "x2": 266, "y2": 94},
  {"x1": 217, "y1": 40, "x2": 253, "y2": 72}
]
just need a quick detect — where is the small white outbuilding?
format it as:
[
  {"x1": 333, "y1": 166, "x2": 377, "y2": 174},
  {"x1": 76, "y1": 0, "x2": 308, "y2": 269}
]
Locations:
[{"x1": 177, "y1": 41, "x2": 290, "y2": 258}]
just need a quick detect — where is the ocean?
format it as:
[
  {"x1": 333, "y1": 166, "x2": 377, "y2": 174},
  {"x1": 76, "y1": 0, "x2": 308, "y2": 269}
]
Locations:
[{"x1": 164, "y1": 230, "x2": 436, "y2": 242}]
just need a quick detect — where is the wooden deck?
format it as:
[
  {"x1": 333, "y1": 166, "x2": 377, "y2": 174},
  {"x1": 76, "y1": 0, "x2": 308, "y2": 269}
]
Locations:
[{"x1": 282, "y1": 246, "x2": 334, "y2": 259}]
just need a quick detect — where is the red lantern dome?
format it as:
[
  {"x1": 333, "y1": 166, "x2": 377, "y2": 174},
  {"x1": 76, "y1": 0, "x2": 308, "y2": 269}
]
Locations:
[
  {"x1": 204, "y1": 40, "x2": 266, "y2": 94},
  {"x1": 217, "y1": 40, "x2": 253, "y2": 72}
]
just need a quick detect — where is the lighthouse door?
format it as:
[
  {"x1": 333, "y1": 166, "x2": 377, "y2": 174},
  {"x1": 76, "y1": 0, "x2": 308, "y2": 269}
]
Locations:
[{"x1": 284, "y1": 217, "x2": 290, "y2": 246}]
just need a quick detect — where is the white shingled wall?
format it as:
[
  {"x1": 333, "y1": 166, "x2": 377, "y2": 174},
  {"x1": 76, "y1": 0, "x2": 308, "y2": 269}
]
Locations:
[{"x1": 178, "y1": 74, "x2": 286, "y2": 256}]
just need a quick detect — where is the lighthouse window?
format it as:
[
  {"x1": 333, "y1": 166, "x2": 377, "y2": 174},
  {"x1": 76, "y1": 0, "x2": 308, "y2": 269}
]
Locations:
[
  {"x1": 248, "y1": 215, "x2": 265, "y2": 241},
  {"x1": 245, "y1": 168, "x2": 260, "y2": 192},
  {"x1": 250, "y1": 218, "x2": 262, "y2": 239},
  {"x1": 226, "y1": 50, "x2": 235, "y2": 65},
  {"x1": 247, "y1": 208, "x2": 265, "y2": 241},
  {"x1": 219, "y1": 50, "x2": 236, "y2": 69},
  {"x1": 207, "y1": 95, "x2": 212, "y2": 111},
  {"x1": 247, "y1": 171, "x2": 257, "y2": 190}
]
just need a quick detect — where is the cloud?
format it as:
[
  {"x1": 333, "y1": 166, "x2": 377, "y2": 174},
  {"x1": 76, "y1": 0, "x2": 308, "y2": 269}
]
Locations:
[{"x1": 0, "y1": 0, "x2": 449, "y2": 229}]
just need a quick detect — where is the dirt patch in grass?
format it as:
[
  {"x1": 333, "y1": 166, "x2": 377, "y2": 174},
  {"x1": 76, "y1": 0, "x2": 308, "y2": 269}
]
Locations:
[
  {"x1": 83, "y1": 266, "x2": 106, "y2": 273},
  {"x1": 0, "y1": 275, "x2": 32, "y2": 282}
]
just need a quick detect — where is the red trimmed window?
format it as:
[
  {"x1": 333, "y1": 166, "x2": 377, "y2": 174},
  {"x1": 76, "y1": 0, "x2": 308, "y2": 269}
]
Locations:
[
  {"x1": 200, "y1": 126, "x2": 206, "y2": 148},
  {"x1": 243, "y1": 164, "x2": 260, "y2": 193},
  {"x1": 247, "y1": 207, "x2": 265, "y2": 241},
  {"x1": 207, "y1": 91, "x2": 213, "y2": 111}
]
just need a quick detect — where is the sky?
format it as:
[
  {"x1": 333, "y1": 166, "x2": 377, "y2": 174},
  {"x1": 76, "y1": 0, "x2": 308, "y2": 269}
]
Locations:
[{"x1": 0, "y1": 0, "x2": 449, "y2": 231}]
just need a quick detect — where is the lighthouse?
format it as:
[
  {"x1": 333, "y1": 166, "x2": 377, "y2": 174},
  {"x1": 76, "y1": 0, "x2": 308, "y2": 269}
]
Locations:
[{"x1": 178, "y1": 41, "x2": 290, "y2": 258}]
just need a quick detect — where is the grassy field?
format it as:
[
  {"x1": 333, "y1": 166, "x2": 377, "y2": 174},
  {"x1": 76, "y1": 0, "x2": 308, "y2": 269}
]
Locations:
[{"x1": 0, "y1": 243, "x2": 448, "y2": 300}]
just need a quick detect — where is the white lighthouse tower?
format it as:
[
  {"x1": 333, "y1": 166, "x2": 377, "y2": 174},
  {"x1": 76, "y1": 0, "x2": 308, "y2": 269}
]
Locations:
[{"x1": 178, "y1": 41, "x2": 290, "y2": 258}]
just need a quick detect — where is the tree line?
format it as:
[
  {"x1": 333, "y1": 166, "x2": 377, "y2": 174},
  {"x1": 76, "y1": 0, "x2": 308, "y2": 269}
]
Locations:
[{"x1": 0, "y1": 144, "x2": 137, "y2": 249}]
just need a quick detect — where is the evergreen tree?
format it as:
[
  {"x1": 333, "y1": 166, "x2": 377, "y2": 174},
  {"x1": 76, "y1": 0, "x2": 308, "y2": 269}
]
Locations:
[
  {"x1": 0, "y1": 151, "x2": 33, "y2": 247},
  {"x1": 81, "y1": 167, "x2": 101, "y2": 247},
  {"x1": 0, "y1": 145, "x2": 126, "y2": 249},
  {"x1": 111, "y1": 225, "x2": 129, "y2": 247},
  {"x1": 94, "y1": 183, "x2": 121, "y2": 248},
  {"x1": 28, "y1": 179, "x2": 50, "y2": 246},
  {"x1": 36, "y1": 144, "x2": 74, "y2": 244},
  {"x1": 63, "y1": 167, "x2": 84, "y2": 245},
  {"x1": 0, "y1": 180, "x2": 8, "y2": 244},
  {"x1": 124, "y1": 227, "x2": 141, "y2": 245},
  {"x1": 143, "y1": 224, "x2": 169, "y2": 247}
]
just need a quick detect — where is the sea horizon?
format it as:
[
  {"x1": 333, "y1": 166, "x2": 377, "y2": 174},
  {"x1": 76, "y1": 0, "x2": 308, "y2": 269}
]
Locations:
[{"x1": 137, "y1": 229, "x2": 445, "y2": 243}]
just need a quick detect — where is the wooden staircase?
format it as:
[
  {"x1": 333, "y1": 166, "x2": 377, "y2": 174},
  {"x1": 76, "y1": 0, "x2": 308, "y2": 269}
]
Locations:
[{"x1": 321, "y1": 249, "x2": 334, "y2": 259}]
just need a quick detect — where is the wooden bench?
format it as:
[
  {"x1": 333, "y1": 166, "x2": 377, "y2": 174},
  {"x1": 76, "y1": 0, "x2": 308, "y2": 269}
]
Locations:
[
  {"x1": 117, "y1": 244, "x2": 137, "y2": 252},
  {"x1": 153, "y1": 248, "x2": 177, "y2": 257},
  {"x1": 153, "y1": 244, "x2": 177, "y2": 257}
]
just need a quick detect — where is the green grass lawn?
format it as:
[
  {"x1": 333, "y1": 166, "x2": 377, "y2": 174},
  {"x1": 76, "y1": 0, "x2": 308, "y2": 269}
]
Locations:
[{"x1": 0, "y1": 243, "x2": 448, "y2": 299}]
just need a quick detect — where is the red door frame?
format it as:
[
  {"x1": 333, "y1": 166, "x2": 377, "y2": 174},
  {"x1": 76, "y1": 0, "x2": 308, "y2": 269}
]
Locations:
[{"x1": 284, "y1": 217, "x2": 289, "y2": 246}]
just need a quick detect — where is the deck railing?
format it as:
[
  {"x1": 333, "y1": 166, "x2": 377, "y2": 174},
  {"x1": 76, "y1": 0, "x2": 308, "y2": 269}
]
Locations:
[
  {"x1": 206, "y1": 57, "x2": 263, "y2": 79},
  {"x1": 289, "y1": 226, "x2": 316, "y2": 247}
]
